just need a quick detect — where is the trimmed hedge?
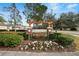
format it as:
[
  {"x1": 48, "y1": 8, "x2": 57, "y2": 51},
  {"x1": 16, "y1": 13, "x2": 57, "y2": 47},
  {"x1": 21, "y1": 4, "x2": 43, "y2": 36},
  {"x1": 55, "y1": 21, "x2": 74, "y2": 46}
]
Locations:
[
  {"x1": 49, "y1": 33, "x2": 74, "y2": 47},
  {"x1": 0, "y1": 34, "x2": 23, "y2": 47}
]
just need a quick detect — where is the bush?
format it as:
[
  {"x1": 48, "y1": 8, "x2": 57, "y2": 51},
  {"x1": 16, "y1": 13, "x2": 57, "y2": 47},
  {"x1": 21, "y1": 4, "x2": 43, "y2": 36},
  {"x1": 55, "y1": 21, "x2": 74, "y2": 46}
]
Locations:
[
  {"x1": 58, "y1": 36, "x2": 74, "y2": 47},
  {"x1": 49, "y1": 33, "x2": 61, "y2": 41},
  {"x1": 0, "y1": 34, "x2": 23, "y2": 47},
  {"x1": 17, "y1": 32, "x2": 28, "y2": 40},
  {"x1": 70, "y1": 28, "x2": 77, "y2": 31},
  {"x1": 23, "y1": 32, "x2": 28, "y2": 40},
  {"x1": 17, "y1": 32, "x2": 24, "y2": 36},
  {"x1": 49, "y1": 33, "x2": 74, "y2": 47}
]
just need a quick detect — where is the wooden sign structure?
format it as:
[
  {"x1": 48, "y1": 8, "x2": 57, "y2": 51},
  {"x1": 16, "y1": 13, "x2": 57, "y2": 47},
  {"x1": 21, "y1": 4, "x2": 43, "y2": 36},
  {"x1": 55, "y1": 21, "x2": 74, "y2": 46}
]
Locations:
[{"x1": 27, "y1": 20, "x2": 53, "y2": 40}]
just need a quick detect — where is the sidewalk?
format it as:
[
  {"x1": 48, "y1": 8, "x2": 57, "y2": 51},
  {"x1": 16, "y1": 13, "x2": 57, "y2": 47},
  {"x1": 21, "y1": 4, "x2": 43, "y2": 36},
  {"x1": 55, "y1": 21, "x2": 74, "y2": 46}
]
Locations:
[{"x1": 0, "y1": 51, "x2": 79, "y2": 56}]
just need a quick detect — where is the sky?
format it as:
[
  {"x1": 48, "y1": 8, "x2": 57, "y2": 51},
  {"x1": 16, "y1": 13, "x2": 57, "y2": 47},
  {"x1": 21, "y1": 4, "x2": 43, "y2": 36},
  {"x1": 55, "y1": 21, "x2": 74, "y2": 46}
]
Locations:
[{"x1": 0, "y1": 3, "x2": 79, "y2": 26}]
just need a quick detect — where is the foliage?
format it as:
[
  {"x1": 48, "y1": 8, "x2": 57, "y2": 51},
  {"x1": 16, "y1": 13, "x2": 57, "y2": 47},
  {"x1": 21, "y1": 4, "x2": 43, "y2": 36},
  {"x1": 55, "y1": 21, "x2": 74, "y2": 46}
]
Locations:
[
  {"x1": 4, "y1": 3, "x2": 22, "y2": 25},
  {"x1": 49, "y1": 33, "x2": 74, "y2": 47},
  {"x1": 55, "y1": 12, "x2": 79, "y2": 30},
  {"x1": 15, "y1": 32, "x2": 28, "y2": 40},
  {"x1": 0, "y1": 16, "x2": 6, "y2": 22},
  {"x1": 23, "y1": 32, "x2": 28, "y2": 40},
  {"x1": 43, "y1": 11, "x2": 56, "y2": 21},
  {"x1": 23, "y1": 3, "x2": 47, "y2": 22},
  {"x1": 70, "y1": 28, "x2": 77, "y2": 31},
  {"x1": 0, "y1": 33, "x2": 23, "y2": 47}
]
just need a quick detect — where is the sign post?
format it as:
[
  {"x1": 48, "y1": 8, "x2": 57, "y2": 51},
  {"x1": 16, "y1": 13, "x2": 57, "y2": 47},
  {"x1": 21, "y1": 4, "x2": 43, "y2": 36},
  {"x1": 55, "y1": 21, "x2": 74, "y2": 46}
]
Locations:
[
  {"x1": 47, "y1": 22, "x2": 53, "y2": 40},
  {"x1": 28, "y1": 27, "x2": 32, "y2": 40},
  {"x1": 27, "y1": 20, "x2": 32, "y2": 40}
]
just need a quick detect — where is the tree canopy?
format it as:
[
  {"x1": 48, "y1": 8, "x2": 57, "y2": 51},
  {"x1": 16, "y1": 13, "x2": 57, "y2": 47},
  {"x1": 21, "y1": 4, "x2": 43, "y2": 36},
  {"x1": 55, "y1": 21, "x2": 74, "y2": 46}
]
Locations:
[
  {"x1": 23, "y1": 3, "x2": 48, "y2": 22},
  {"x1": 0, "y1": 16, "x2": 6, "y2": 22},
  {"x1": 4, "y1": 3, "x2": 22, "y2": 25},
  {"x1": 55, "y1": 12, "x2": 79, "y2": 30}
]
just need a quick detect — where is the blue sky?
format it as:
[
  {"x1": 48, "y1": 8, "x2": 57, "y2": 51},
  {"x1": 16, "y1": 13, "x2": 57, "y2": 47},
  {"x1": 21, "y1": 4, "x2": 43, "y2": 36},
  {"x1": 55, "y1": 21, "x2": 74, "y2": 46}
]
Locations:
[{"x1": 0, "y1": 3, "x2": 79, "y2": 25}]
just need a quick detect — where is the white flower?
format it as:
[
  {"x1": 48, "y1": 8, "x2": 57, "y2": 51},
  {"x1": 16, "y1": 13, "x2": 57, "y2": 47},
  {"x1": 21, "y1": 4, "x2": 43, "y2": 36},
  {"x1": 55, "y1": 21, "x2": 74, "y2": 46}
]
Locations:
[
  {"x1": 59, "y1": 45, "x2": 64, "y2": 49},
  {"x1": 25, "y1": 45, "x2": 28, "y2": 50},
  {"x1": 32, "y1": 47, "x2": 35, "y2": 50},
  {"x1": 33, "y1": 41, "x2": 38, "y2": 43},
  {"x1": 50, "y1": 43, "x2": 52, "y2": 46},
  {"x1": 52, "y1": 42, "x2": 58, "y2": 46},
  {"x1": 44, "y1": 41, "x2": 47, "y2": 44},
  {"x1": 36, "y1": 47, "x2": 38, "y2": 50},
  {"x1": 32, "y1": 42, "x2": 34, "y2": 44},
  {"x1": 49, "y1": 41, "x2": 52, "y2": 44},
  {"x1": 46, "y1": 44, "x2": 49, "y2": 47},
  {"x1": 28, "y1": 43, "x2": 31, "y2": 45},
  {"x1": 41, "y1": 46, "x2": 43, "y2": 48},
  {"x1": 46, "y1": 43, "x2": 49, "y2": 46},
  {"x1": 20, "y1": 47, "x2": 23, "y2": 51}
]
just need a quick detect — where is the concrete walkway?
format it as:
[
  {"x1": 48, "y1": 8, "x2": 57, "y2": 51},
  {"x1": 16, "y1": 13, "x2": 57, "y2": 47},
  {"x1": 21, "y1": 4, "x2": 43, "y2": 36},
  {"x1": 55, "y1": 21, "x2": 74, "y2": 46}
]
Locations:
[{"x1": 0, "y1": 51, "x2": 79, "y2": 56}]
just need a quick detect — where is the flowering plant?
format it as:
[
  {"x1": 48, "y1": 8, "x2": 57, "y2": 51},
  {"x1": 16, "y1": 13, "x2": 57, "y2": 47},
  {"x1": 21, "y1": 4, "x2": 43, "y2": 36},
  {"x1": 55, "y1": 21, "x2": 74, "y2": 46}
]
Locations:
[{"x1": 20, "y1": 40, "x2": 65, "y2": 52}]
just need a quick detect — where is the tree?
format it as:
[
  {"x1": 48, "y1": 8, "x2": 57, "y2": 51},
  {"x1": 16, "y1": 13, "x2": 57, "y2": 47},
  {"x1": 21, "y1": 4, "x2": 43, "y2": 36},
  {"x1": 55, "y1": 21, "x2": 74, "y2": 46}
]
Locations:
[
  {"x1": 23, "y1": 3, "x2": 47, "y2": 22},
  {"x1": 74, "y1": 13, "x2": 79, "y2": 27},
  {"x1": 66, "y1": 12, "x2": 76, "y2": 28},
  {"x1": 0, "y1": 16, "x2": 6, "y2": 22},
  {"x1": 3, "y1": 3, "x2": 22, "y2": 31},
  {"x1": 56, "y1": 12, "x2": 77, "y2": 30}
]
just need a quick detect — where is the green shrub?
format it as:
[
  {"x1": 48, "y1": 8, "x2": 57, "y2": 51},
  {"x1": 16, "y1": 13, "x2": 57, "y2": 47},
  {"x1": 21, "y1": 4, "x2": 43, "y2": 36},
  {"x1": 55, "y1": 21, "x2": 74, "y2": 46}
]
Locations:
[
  {"x1": 49, "y1": 33, "x2": 74, "y2": 47},
  {"x1": 0, "y1": 34, "x2": 23, "y2": 47},
  {"x1": 70, "y1": 28, "x2": 77, "y2": 31},
  {"x1": 23, "y1": 32, "x2": 28, "y2": 40},
  {"x1": 17, "y1": 32, "x2": 24, "y2": 35},
  {"x1": 49, "y1": 33, "x2": 61, "y2": 41},
  {"x1": 17, "y1": 32, "x2": 28, "y2": 40},
  {"x1": 58, "y1": 36, "x2": 74, "y2": 47}
]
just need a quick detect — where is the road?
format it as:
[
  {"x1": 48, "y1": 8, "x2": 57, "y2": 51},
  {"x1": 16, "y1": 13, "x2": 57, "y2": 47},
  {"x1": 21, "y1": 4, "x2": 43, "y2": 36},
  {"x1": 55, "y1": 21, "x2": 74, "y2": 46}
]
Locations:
[
  {"x1": 0, "y1": 51, "x2": 79, "y2": 56},
  {"x1": 32, "y1": 29, "x2": 79, "y2": 36}
]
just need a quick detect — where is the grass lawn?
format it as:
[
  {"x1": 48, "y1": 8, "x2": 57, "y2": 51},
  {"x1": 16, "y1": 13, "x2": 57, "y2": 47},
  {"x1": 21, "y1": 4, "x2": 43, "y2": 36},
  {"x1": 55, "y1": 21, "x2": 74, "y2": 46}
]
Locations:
[
  {"x1": 58, "y1": 32, "x2": 79, "y2": 51},
  {"x1": 62, "y1": 34, "x2": 79, "y2": 51},
  {"x1": 74, "y1": 36, "x2": 79, "y2": 51}
]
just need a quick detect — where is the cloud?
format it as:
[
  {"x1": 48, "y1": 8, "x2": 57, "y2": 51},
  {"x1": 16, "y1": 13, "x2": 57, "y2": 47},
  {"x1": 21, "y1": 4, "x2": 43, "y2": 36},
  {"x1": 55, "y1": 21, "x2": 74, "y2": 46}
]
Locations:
[
  {"x1": 63, "y1": 4, "x2": 78, "y2": 13},
  {"x1": 45, "y1": 3, "x2": 64, "y2": 18},
  {"x1": 45, "y1": 3, "x2": 78, "y2": 18},
  {"x1": 67, "y1": 4, "x2": 78, "y2": 9}
]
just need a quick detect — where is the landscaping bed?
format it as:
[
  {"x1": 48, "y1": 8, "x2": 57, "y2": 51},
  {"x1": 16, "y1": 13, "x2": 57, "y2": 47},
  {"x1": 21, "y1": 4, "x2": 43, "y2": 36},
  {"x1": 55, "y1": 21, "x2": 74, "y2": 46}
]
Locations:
[
  {"x1": 19, "y1": 40, "x2": 76, "y2": 52},
  {"x1": 0, "y1": 32, "x2": 76, "y2": 52},
  {"x1": 0, "y1": 40, "x2": 75, "y2": 52}
]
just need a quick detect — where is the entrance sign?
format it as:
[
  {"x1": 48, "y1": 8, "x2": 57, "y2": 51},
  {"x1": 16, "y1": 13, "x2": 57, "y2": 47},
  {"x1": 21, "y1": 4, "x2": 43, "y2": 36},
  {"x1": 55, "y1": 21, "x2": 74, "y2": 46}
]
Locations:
[{"x1": 27, "y1": 20, "x2": 53, "y2": 40}]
